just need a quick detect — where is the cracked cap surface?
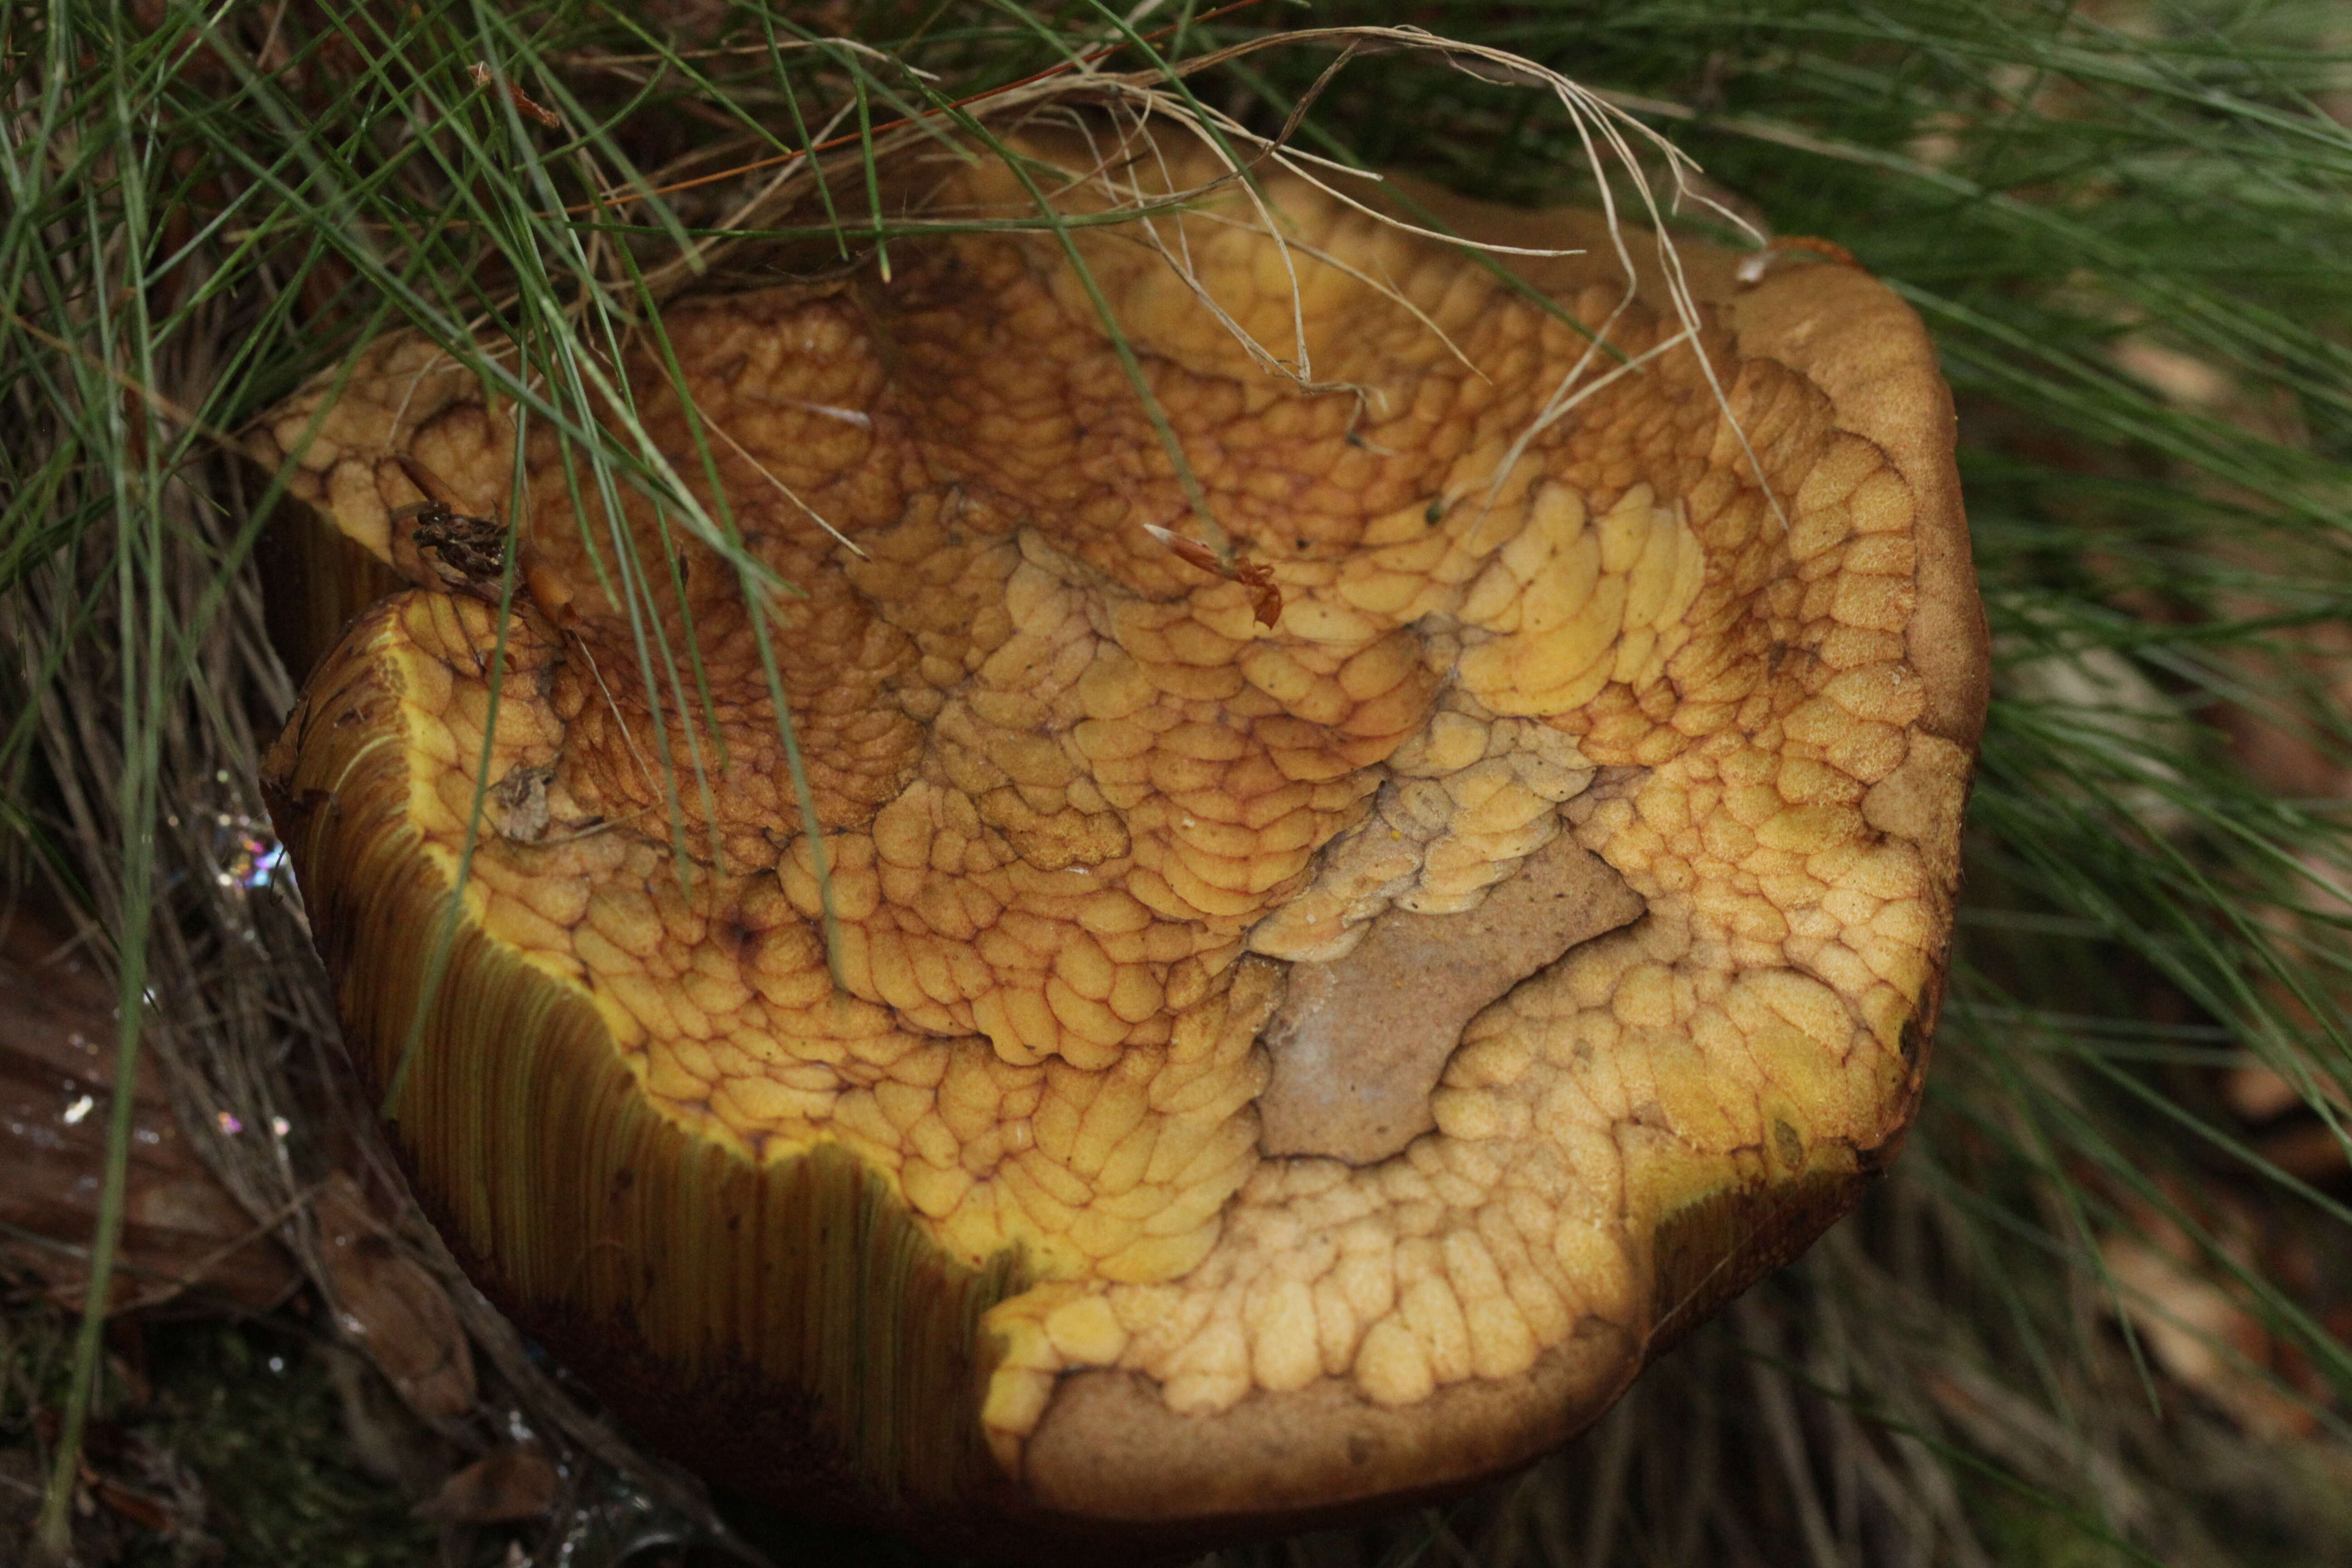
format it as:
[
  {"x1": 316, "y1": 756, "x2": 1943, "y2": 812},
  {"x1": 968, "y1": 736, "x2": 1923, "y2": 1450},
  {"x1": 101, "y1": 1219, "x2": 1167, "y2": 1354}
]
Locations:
[{"x1": 257, "y1": 133, "x2": 1984, "y2": 1534}]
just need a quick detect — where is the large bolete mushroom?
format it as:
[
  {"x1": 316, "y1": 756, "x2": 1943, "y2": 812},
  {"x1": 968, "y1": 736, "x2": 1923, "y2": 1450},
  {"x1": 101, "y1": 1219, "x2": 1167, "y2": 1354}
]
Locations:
[{"x1": 256, "y1": 134, "x2": 1984, "y2": 1553}]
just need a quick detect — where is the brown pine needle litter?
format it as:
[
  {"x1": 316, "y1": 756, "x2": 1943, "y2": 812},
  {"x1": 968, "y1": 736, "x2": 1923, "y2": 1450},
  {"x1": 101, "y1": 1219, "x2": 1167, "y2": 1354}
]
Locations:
[{"x1": 5, "y1": 2, "x2": 2352, "y2": 1566}]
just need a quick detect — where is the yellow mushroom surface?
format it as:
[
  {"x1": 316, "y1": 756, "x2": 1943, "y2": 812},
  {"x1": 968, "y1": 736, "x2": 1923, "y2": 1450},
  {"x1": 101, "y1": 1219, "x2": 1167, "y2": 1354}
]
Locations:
[{"x1": 259, "y1": 138, "x2": 1983, "y2": 1531}]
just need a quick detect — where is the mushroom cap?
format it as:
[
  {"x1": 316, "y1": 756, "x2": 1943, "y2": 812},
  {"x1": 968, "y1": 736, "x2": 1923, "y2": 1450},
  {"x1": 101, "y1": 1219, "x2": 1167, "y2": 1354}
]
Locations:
[{"x1": 258, "y1": 134, "x2": 1984, "y2": 1552}]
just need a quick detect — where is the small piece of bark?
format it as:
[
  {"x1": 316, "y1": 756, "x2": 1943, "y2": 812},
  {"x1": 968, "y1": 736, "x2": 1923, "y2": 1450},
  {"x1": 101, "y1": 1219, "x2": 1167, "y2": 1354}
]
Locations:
[
  {"x1": 315, "y1": 1173, "x2": 476, "y2": 1420},
  {"x1": 414, "y1": 1443, "x2": 559, "y2": 1524},
  {"x1": 486, "y1": 764, "x2": 554, "y2": 843},
  {"x1": 1257, "y1": 832, "x2": 1644, "y2": 1164}
]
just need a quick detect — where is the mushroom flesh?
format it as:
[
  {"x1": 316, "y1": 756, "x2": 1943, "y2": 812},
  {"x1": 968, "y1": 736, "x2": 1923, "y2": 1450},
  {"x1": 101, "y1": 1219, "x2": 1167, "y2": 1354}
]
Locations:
[{"x1": 257, "y1": 135, "x2": 1986, "y2": 1549}]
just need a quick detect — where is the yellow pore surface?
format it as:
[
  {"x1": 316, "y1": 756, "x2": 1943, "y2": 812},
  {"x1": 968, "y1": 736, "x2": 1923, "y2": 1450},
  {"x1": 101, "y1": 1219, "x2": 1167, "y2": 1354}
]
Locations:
[{"x1": 267, "y1": 158, "x2": 1962, "y2": 1478}]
